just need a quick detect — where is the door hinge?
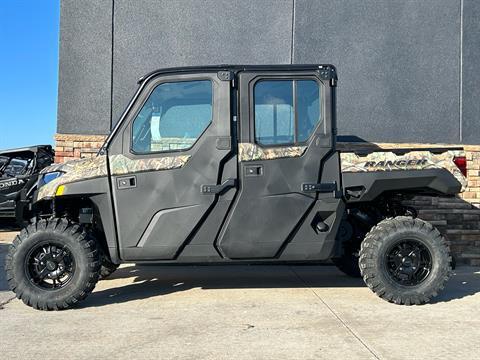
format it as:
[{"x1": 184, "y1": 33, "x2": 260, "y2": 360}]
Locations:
[
  {"x1": 217, "y1": 70, "x2": 236, "y2": 88},
  {"x1": 217, "y1": 70, "x2": 233, "y2": 81}
]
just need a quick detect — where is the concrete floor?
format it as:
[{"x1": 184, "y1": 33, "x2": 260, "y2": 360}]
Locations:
[{"x1": 1, "y1": 228, "x2": 480, "y2": 360}]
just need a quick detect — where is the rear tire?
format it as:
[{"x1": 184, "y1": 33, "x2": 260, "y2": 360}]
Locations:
[
  {"x1": 359, "y1": 216, "x2": 451, "y2": 305},
  {"x1": 5, "y1": 218, "x2": 101, "y2": 310}
]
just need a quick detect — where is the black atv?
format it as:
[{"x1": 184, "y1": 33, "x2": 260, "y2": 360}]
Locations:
[{"x1": 0, "y1": 145, "x2": 54, "y2": 225}]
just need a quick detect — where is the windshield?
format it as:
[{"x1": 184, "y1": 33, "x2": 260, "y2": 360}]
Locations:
[{"x1": 0, "y1": 155, "x2": 33, "y2": 179}]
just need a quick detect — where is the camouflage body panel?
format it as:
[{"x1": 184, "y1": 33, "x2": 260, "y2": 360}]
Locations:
[
  {"x1": 238, "y1": 143, "x2": 307, "y2": 162},
  {"x1": 37, "y1": 154, "x2": 191, "y2": 200},
  {"x1": 109, "y1": 154, "x2": 190, "y2": 176},
  {"x1": 340, "y1": 150, "x2": 467, "y2": 190},
  {"x1": 37, "y1": 155, "x2": 108, "y2": 200}
]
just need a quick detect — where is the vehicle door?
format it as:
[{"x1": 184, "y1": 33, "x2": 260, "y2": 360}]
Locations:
[
  {"x1": 108, "y1": 72, "x2": 236, "y2": 261},
  {"x1": 217, "y1": 69, "x2": 343, "y2": 259}
]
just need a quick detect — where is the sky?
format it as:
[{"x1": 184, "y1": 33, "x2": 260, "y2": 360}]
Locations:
[{"x1": 0, "y1": 1, "x2": 59, "y2": 149}]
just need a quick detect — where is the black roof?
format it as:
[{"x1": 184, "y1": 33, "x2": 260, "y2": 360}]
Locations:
[
  {"x1": 0, "y1": 145, "x2": 53, "y2": 157},
  {"x1": 138, "y1": 64, "x2": 337, "y2": 84}
]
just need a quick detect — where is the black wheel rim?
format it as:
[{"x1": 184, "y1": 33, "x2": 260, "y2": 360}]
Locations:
[
  {"x1": 25, "y1": 242, "x2": 76, "y2": 290},
  {"x1": 385, "y1": 239, "x2": 432, "y2": 286}
]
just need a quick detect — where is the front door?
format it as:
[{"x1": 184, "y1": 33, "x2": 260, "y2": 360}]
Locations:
[
  {"x1": 109, "y1": 72, "x2": 236, "y2": 261},
  {"x1": 217, "y1": 70, "x2": 341, "y2": 259}
]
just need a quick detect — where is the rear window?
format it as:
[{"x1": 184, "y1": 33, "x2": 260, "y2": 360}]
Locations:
[{"x1": 254, "y1": 79, "x2": 321, "y2": 146}]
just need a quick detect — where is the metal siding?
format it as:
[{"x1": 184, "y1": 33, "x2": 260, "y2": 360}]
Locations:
[
  {"x1": 111, "y1": 0, "x2": 293, "y2": 125},
  {"x1": 461, "y1": 0, "x2": 480, "y2": 145},
  {"x1": 293, "y1": 0, "x2": 461, "y2": 144},
  {"x1": 57, "y1": 0, "x2": 112, "y2": 135},
  {"x1": 56, "y1": 0, "x2": 480, "y2": 146}
]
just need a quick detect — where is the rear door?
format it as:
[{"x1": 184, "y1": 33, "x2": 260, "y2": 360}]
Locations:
[
  {"x1": 109, "y1": 72, "x2": 236, "y2": 261},
  {"x1": 217, "y1": 69, "x2": 341, "y2": 259}
]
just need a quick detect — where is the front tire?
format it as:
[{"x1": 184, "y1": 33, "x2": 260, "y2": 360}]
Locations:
[
  {"x1": 5, "y1": 218, "x2": 101, "y2": 310},
  {"x1": 99, "y1": 255, "x2": 119, "y2": 280},
  {"x1": 359, "y1": 216, "x2": 451, "y2": 305}
]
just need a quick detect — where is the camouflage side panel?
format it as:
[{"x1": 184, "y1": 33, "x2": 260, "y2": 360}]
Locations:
[
  {"x1": 37, "y1": 155, "x2": 108, "y2": 200},
  {"x1": 37, "y1": 154, "x2": 191, "y2": 200},
  {"x1": 238, "y1": 143, "x2": 307, "y2": 162},
  {"x1": 109, "y1": 154, "x2": 191, "y2": 176},
  {"x1": 340, "y1": 150, "x2": 467, "y2": 190}
]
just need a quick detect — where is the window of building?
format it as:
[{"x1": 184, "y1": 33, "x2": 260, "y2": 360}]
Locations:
[
  {"x1": 254, "y1": 79, "x2": 321, "y2": 146},
  {"x1": 132, "y1": 80, "x2": 213, "y2": 153}
]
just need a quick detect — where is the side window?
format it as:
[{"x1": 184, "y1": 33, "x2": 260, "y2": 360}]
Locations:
[
  {"x1": 254, "y1": 79, "x2": 321, "y2": 146},
  {"x1": 132, "y1": 80, "x2": 213, "y2": 153}
]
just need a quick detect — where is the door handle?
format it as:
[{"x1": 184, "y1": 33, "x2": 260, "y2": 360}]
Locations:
[
  {"x1": 117, "y1": 175, "x2": 136, "y2": 190},
  {"x1": 301, "y1": 182, "x2": 336, "y2": 193},
  {"x1": 201, "y1": 178, "x2": 236, "y2": 195},
  {"x1": 244, "y1": 165, "x2": 263, "y2": 176}
]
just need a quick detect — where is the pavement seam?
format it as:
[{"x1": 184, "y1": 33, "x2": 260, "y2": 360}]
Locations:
[
  {"x1": 0, "y1": 295, "x2": 16, "y2": 309},
  {"x1": 290, "y1": 266, "x2": 380, "y2": 360}
]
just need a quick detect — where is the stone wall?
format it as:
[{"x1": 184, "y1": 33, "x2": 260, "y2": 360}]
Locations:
[
  {"x1": 54, "y1": 134, "x2": 480, "y2": 264},
  {"x1": 54, "y1": 133, "x2": 107, "y2": 163},
  {"x1": 407, "y1": 147, "x2": 480, "y2": 265}
]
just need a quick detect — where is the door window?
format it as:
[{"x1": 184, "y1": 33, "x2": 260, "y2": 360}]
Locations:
[
  {"x1": 132, "y1": 80, "x2": 213, "y2": 153},
  {"x1": 254, "y1": 79, "x2": 321, "y2": 146}
]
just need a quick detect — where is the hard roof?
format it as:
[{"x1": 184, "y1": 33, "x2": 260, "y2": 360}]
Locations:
[
  {"x1": 138, "y1": 64, "x2": 337, "y2": 84},
  {"x1": 0, "y1": 145, "x2": 53, "y2": 156}
]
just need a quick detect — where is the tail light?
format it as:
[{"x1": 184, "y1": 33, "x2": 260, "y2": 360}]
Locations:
[{"x1": 453, "y1": 156, "x2": 467, "y2": 177}]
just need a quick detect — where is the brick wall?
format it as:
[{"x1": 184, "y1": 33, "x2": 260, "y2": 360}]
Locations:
[
  {"x1": 403, "y1": 196, "x2": 480, "y2": 266},
  {"x1": 407, "y1": 147, "x2": 480, "y2": 265},
  {"x1": 54, "y1": 134, "x2": 107, "y2": 163},
  {"x1": 54, "y1": 134, "x2": 480, "y2": 265}
]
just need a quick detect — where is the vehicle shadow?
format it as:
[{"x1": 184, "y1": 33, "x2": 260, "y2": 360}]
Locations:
[
  {"x1": 80, "y1": 263, "x2": 480, "y2": 308},
  {"x1": 0, "y1": 243, "x2": 12, "y2": 291},
  {"x1": 430, "y1": 267, "x2": 480, "y2": 303},
  {"x1": 80, "y1": 264, "x2": 363, "y2": 308},
  {"x1": 0, "y1": 219, "x2": 20, "y2": 232}
]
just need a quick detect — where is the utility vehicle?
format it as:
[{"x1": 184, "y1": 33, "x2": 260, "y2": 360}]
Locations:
[
  {"x1": 0, "y1": 145, "x2": 54, "y2": 225},
  {"x1": 5, "y1": 65, "x2": 467, "y2": 310}
]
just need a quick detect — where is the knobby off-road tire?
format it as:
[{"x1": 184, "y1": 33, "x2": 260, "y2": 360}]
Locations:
[
  {"x1": 359, "y1": 216, "x2": 451, "y2": 305},
  {"x1": 5, "y1": 218, "x2": 101, "y2": 310},
  {"x1": 99, "y1": 256, "x2": 119, "y2": 280}
]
